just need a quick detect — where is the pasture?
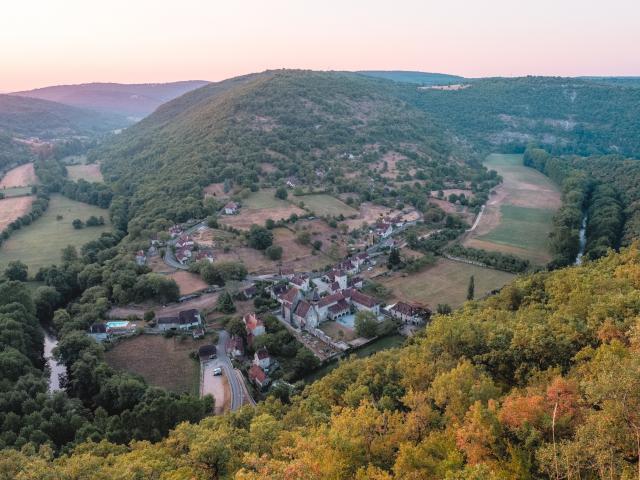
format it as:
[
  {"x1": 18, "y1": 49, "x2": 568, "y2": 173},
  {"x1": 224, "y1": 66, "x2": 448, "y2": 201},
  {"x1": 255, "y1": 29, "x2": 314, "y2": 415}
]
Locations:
[
  {"x1": 0, "y1": 196, "x2": 34, "y2": 231},
  {"x1": 66, "y1": 163, "x2": 104, "y2": 182},
  {"x1": 168, "y1": 271, "x2": 209, "y2": 295},
  {"x1": 1, "y1": 186, "x2": 32, "y2": 197},
  {"x1": 380, "y1": 258, "x2": 515, "y2": 308},
  {"x1": 0, "y1": 194, "x2": 111, "y2": 272},
  {"x1": 464, "y1": 154, "x2": 561, "y2": 264},
  {"x1": 0, "y1": 163, "x2": 38, "y2": 188},
  {"x1": 219, "y1": 189, "x2": 305, "y2": 231},
  {"x1": 105, "y1": 335, "x2": 206, "y2": 395},
  {"x1": 299, "y1": 194, "x2": 358, "y2": 217}
]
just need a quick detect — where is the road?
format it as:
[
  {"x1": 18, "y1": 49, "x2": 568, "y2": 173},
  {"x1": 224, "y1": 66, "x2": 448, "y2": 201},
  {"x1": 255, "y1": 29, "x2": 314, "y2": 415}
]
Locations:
[
  {"x1": 164, "y1": 220, "x2": 207, "y2": 270},
  {"x1": 210, "y1": 330, "x2": 243, "y2": 411},
  {"x1": 466, "y1": 205, "x2": 485, "y2": 232}
]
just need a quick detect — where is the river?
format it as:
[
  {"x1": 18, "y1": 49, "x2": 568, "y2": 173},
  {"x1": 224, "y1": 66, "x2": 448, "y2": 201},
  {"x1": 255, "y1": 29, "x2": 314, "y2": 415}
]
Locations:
[
  {"x1": 43, "y1": 329, "x2": 65, "y2": 392},
  {"x1": 575, "y1": 215, "x2": 587, "y2": 265}
]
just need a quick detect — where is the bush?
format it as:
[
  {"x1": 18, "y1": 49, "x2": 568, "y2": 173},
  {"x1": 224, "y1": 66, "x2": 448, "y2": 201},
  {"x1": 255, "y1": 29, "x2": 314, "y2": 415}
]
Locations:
[{"x1": 265, "y1": 245, "x2": 283, "y2": 260}]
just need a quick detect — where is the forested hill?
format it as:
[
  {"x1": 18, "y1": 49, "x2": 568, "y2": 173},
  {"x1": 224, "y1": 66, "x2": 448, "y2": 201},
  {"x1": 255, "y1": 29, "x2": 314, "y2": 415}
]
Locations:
[
  {"x1": 408, "y1": 76, "x2": 640, "y2": 157},
  {"x1": 7, "y1": 245, "x2": 640, "y2": 478},
  {"x1": 12, "y1": 80, "x2": 209, "y2": 119},
  {"x1": 0, "y1": 94, "x2": 126, "y2": 139},
  {"x1": 93, "y1": 70, "x2": 468, "y2": 227},
  {"x1": 357, "y1": 70, "x2": 465, "y2": 85}
]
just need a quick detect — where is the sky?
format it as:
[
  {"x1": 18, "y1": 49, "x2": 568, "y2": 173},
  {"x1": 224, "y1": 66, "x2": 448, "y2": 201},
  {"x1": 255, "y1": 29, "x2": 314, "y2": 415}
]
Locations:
[{"x1": 1, "y1": 0, "x2": 639, "y2": 92}]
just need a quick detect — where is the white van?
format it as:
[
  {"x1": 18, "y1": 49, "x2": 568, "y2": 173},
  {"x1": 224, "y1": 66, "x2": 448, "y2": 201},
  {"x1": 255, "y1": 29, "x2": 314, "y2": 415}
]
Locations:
[{"x1": 212, "y1": 367, "x2": 222, "y2": 376}]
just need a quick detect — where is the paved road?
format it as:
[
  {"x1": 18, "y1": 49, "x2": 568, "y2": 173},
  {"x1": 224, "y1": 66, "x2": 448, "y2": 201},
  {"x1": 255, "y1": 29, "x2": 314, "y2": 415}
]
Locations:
[
  {"x1": 164, "y1": 221, "x2": 207, "y2": 270},
  {"x1": 215, "y1": 330, "x2": 243, "y2": 411}
]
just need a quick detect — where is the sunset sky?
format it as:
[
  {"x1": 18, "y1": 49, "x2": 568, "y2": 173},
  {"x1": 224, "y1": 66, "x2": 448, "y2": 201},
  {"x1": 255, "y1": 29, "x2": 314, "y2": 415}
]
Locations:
[{"x1": 1, "y1": 0, "x2": 639, "y2": 92}]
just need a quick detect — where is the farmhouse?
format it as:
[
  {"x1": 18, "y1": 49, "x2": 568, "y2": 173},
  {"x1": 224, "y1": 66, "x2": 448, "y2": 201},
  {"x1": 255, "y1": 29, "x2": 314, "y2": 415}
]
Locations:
[
  {"x1": 156, "y1": 309, "x2": 202, "y2": 331},
  {"x1": 175, "y1": 247, "x2": 192, "y2": 265},
  {"x1": 388, "y1": 302, "x2": 430, "y2": 325},
  {"x1": 290, "y1": 274, "x2": 310, "y2": 292},
  {"x1": 223, "y1": 201, "x2": 239, "y2": 215},
  {"x1": 253, "y1": 347, "x2": 272, "y2": 369},
  {"x1": 350, "y1": 290, "x2": 380, "y2": 315},
  {"x1": 248, "y1": 364, "x2": 270, "y2": 389}
]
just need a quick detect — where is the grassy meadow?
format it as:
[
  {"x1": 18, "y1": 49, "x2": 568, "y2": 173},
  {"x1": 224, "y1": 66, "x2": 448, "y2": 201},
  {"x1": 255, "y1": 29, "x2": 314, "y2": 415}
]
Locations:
[
  {"x1": 0, "y1": 194, "x2": 111, "y2": 272},
  {"x1": 298, "y1": 193, "x2": 358, "y2": 217}
]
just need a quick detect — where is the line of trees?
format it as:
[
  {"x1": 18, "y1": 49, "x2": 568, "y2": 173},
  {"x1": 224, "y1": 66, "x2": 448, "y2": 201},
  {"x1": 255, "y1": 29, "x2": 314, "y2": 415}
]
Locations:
[{"x1": 447, "y1": 244, "x2": 531, "y2": 273}]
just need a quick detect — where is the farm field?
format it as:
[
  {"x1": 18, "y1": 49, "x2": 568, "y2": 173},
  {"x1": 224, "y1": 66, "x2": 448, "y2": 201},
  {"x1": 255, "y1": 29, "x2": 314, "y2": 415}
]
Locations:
[
  {"x1": 0, "y1": 163, "x2": 38, "y2": 188},
  {"x1": 66, "y1": 163, "x2": 104, "y2": 182},
  {"x1": 168, "y1": 271, "x2": 208, "y2": 295},
  {"x1": 299, "y1": 194, "x2": 358, "y2": 217},
  {"x1": 0, "y1": 196, "x2": 34, "y2": 231},
  {"x1": 464, "y1": 153, "x2": 561, "y2": 264},
  {"x1": 1, "y1": 186, "x2": 32, "y2": 198},
  {"x1": 0, "y1": 194, "x2": 111, "y2": 272},
  {"x1": 105, "y1": 335, "x2": 208, "y2": 395},
  {"x1": 219, "y1": 189, "x2": 305, "y2": 231},
  {"x1": 380, "y1": 258, "x2": 515, "y2": 308}
]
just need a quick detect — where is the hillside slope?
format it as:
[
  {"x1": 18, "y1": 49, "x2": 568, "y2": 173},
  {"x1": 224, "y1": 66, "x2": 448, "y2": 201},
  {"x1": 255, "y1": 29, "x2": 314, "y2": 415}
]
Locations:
[
  {"x1": 12, "y1": 80, "x2": 209, "y2": 118},
  {"x1": 0, "y1": 94, "x2": 126, "y2": 139},
  {"x1": 94, "y1": 70, "x2": 469, "y2": 225},
  {"x1": 6, "y1": 245, "x2": 640, "y2": 478},
  {"x1": 358, "y1": 70, "x2": 465, "y2": 85}
]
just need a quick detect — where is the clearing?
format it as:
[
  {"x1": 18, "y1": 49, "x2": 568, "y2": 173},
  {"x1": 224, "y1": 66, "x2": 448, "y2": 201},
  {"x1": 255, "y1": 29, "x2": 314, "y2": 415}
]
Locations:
[
  {"x1": 169, "y1": 271, "x2": 209, "y2": 295},
  {"x1": 298, "y1": 194, "x2": 358, "y2": 218},
  {"x1": 464, "y1": 154, "x2": 561, "y2": 264},
  {"x1": 379, "y1": 258, "x2": 515, "y2": 308},
  {"x1": 0, "y1": 163, "x2": 38, "y2": 188},
  {"x1": 0, "y1": 194, "x2": 111, "y2": 272},
  {"x1": 203, "y1": 182, "x2": 229, "y2": 199},
  {"x1": 66, "y1": 163, "x2": 103, "y2": 182},
  {"x1": 219, "y1": 189, "x2": 305, "y2": 231},
  {"x1": 341, "y1": 202, "x2": 414, "y2": 231},
  {"x1": 105, "y1": 335, "x2": 208, "y2": 395},
  {"x1": 0, "y1": 196, "x2": 34, "y2": 231}
]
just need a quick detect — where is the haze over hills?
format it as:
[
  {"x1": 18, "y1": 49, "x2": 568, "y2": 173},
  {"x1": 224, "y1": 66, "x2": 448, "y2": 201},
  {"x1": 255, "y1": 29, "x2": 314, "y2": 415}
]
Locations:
[
  {"x1": 0, "y1": 94, "x2": 126, "y2": 140},
  {"x1": 11, "y1": 80, "x2": 209, "y2": 119},
  {"x1": 357, "y1": 70, "x2": 466, "y2": 85}
]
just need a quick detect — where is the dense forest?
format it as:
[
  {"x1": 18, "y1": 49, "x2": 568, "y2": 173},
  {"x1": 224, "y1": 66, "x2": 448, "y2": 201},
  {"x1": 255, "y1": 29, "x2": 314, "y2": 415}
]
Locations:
[{"x1": 5, "y1": 246, "x2": 640, "y2": 478}]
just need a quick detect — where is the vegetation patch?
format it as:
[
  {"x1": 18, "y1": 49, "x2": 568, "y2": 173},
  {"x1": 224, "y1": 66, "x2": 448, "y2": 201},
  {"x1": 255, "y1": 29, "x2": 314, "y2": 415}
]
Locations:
[
  {"x1": 298, "y1": 194, "x2": 358, "y2": 217},
  {"x1": 0, "y1": 194, "x2": 111, "y2": 272},
  {"x1": 65, "y1": 163, "x2": 103, "y2": 182},
  {"x1": 379, "y1": 257, "x2": 515, "y2": 308},
  {"x1": 105, "y1": 334, "x2": 207, "y2": 395}
]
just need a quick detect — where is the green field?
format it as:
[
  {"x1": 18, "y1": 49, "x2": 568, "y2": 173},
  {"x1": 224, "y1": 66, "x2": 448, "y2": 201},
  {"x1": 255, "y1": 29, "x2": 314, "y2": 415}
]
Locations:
[
  {"x1": 480, "y1": 205, "x2": 555, "y2": 253},
  {"x1": 0, "y1": 194, "x2": 111, "y2": 273},
  {"x1": 298, "y1": 194, "x2": 358, "y2": 217},
  {"x1": 243, "y1": 189, "x2": 290, "y2": 209},
  {"x1": 1, "y1": 186, "x2": 32, "y2": 197},
  {"x1": 466, "y1": 153, "x2": 561, "y2": 264},
  {"x1": 381, "y1": 258, "x2": 515, "y2": 308}
]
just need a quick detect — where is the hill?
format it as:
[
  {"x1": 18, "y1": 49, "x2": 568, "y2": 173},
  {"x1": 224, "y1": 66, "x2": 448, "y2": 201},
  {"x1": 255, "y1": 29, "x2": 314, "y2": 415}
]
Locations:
[
  {"x1": 12, "y1": 80, "x2": 209, "y2": 119},
  {"x1": 0, "y1": 94, "x2": 126, "y2": 139},
  {"x1": 407, "y1": 76, "x2": 640, "y2": 157},
  {"x1": 6, "y1": 244, "x2": 640, "y2": 478},
  {"x1": 358, "y1": 70, "x2": 465, "y2": 85},
  {"x1": 93, "y1": 70, "x2": 479, "y2": 227}
]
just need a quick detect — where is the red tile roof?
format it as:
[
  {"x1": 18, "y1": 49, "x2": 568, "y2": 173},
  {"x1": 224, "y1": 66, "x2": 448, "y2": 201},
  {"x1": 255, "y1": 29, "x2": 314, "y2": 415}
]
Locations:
[
  {"x1": 294, "y1": 300, "x2": 311, "y2": 318},
  {"x1": 249, "y1": 364, "x2": 267, "y2": 383},
  {"x1": 280, "y1": 287, "x2": 299, "y2": 305},
  {"x1": 317, "y1": 292, "x2": 345, "y2": 308},
  {"x1": 328, "y1": 299, "x2": 350, "y2": 315},
  {"x1": 243, "y1": 313, "x2": 263, "y2": 331},
  {"x1": 351, "y1": 290, "x2": 378, "y2": 308}
]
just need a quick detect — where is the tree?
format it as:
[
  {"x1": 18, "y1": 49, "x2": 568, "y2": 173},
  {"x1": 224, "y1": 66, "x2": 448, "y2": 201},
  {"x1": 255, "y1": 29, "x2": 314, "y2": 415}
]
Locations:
[
  {"x1": 312, "y1": 240, "x2": 323, "y2": 251},
  {"x1": 387, "y1": 248, "x2": 401, "y2": 269},
  {"x1": 265, "y1": 245, "x2": 283, "y2": 260},
  {"x1": 437, "y1": 304, "x2": 452, "y2": 315},
  {"x1": 4, "y1": 261, "x2": 28, "y2": 281},
  {"x1": 354, "y1": 311, "x2": 378, "y2": 338},
  {"x1": 207, "y1": 215, "x2": 219, "y2": 228},
  {"x1": 61, "y1": 245, "x2": 78, "y2": 263},
  {"x1": 296, "y1": 230, "x2": 311, "y2": 245},
  {"x1": 275, "y1": 187, "x2": 288, "y2": 200},
  {"x1": 143, "y1": 310, "x2": 156, "y2": 322},
  {"x1": 467, "y1": 275, "x2": 475, "y2": 300},
  {"x1": 217, "y1": 292, "x2": 236, "y2": 313},
  {"x1": 72, "y1": 218, "x2": 84, "y2": 229},
  {"x1": 247, "y1": 225, "x2": 273, "y2": 250}
]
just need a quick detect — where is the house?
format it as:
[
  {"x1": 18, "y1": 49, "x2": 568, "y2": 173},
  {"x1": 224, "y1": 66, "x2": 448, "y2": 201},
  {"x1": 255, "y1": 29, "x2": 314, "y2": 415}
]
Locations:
[
  {"x1": 230, "y1": 335, "x2": 245, "y2": 358},
  {"x1": 169, "y1": 225, "x2": 183, "y2": 238},
  {"x1": 156, "y1": 309, "x2": 202, "y2": 331},
  {"x1": 286, "y1": 177, "x2": 297, "y2": 188},
  {"x1": 315, "y1": 292, "x2": 347, "y2": 321},
  {"x1": 350, "y1": 290, "x2": 380, "y2": 315},
  {"x1": 388, "y1": 302, "x2": 430, "y2": 325},
  {"x1": 290, "y1": 274, "x2": 310, "y2": 292},
  {"x1": 325, "y1": 270, "x2": 347, "y2": 290},
  {"x1": 270, "y1": 283, "x2": 289, "y2": 300},
  {"x1": 328, "y1": 299, "x2": 350, "y2": 320},
  {"x1": 292, "y1": 300, "x2": 320, "y2": 329},
  {"x1": 223, "y1": 201, "x2": 239, "y2": 215},
  {"x1": 248, "y1": 364, "x2": 270, "y2": 389},
  {"x1": 374, "y1": 222, "x2": 393, "y2": 238},
  {"x1": 192, "y1": 327, "x2": 205, "y2": 339},
  {"x1": 253, "y1": 347, "x2": 272, "y2": 369},
  {"x1": 175, "y1": 235, "x2": 194, "y2": 249},
  {"x1": 198, "y1": 344, "x2": 217, "y2": 360},
  {"x1": 348, "y1": 276, "x2": 364, "y2": 289},
  {"x1": 88, "y1": 323, "x2": 108, "y2": 342},
  {"x1": 280, "y1": 287, "x2": 302, "y2": 322},
  {"x1": 278, "y1": 267, "x2": 295, "y2": 280},
  {"x1": 243, "y1": 313, "x2": 265, "y2": 337},
  {"x1": 175, "y1": 247, "x2": 192, "y2": 265},
  {"x1": 334, "y1": 260, "x2": 358, "y2": 275},
  {"x1": 352, "y1": 252, "x2": 369, "y2": 269},
  {"x1": 195, "y1": 251, "x2": 214, "y2": 263}
]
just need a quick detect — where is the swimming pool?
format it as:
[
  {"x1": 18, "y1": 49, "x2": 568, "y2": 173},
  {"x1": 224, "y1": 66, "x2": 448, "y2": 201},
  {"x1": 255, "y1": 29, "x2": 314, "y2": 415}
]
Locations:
[
  {"x1": 106, "y1": 321, "x2": 130, "y2": 328},
  {"x1": 336, "y1": 314, "x2": 355, "y2": 329}
]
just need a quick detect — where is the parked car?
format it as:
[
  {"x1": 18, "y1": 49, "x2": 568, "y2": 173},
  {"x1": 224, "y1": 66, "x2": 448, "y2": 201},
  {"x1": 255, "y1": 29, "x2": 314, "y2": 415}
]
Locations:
[{"x1": 212, "y1": 367, "x2": 222, "y2": 376}]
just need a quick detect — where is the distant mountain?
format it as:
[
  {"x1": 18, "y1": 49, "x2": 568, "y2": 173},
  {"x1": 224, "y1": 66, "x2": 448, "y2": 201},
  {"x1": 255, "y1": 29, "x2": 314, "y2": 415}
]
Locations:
[
  {"x1": 0, "y1": 94, "x2": 126, "y2": 139},
  {"x1": 357, "y1": 70, "x2": 465, "y2": 85},
  {"x1": 12, "y1": 81, "x2": 209, "y2": 119}
]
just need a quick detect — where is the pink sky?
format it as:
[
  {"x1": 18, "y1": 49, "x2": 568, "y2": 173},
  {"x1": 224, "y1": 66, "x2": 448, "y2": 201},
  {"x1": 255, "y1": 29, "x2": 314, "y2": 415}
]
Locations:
[{"x1": 1, "y1": 0, "x2": 639, "y2": 92}]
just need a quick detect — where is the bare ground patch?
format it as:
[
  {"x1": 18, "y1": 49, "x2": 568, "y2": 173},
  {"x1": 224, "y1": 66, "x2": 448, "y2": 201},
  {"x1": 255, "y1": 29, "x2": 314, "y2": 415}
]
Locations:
[
  {"x1": 0, "y1": 196, "x2": 34, "y2": 231},
  {"x1": 0, "y1": 163, "x2": 37, "y2": 188},
  {"x1": 203, "y1": 183, "x2": 229, "y2": 199},
  {"x1": 169, "y1": 271, "x2": 209, "y2": 295},
  {"x1": 219, "y1": 205, "x2": 306, "y2": 231}
]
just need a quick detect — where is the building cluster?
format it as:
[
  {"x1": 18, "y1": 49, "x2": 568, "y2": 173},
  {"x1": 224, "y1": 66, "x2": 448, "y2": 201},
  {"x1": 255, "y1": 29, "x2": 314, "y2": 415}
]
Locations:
[{"x1": 168, "y1": 225, "x2": 214, "y2": 266}]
